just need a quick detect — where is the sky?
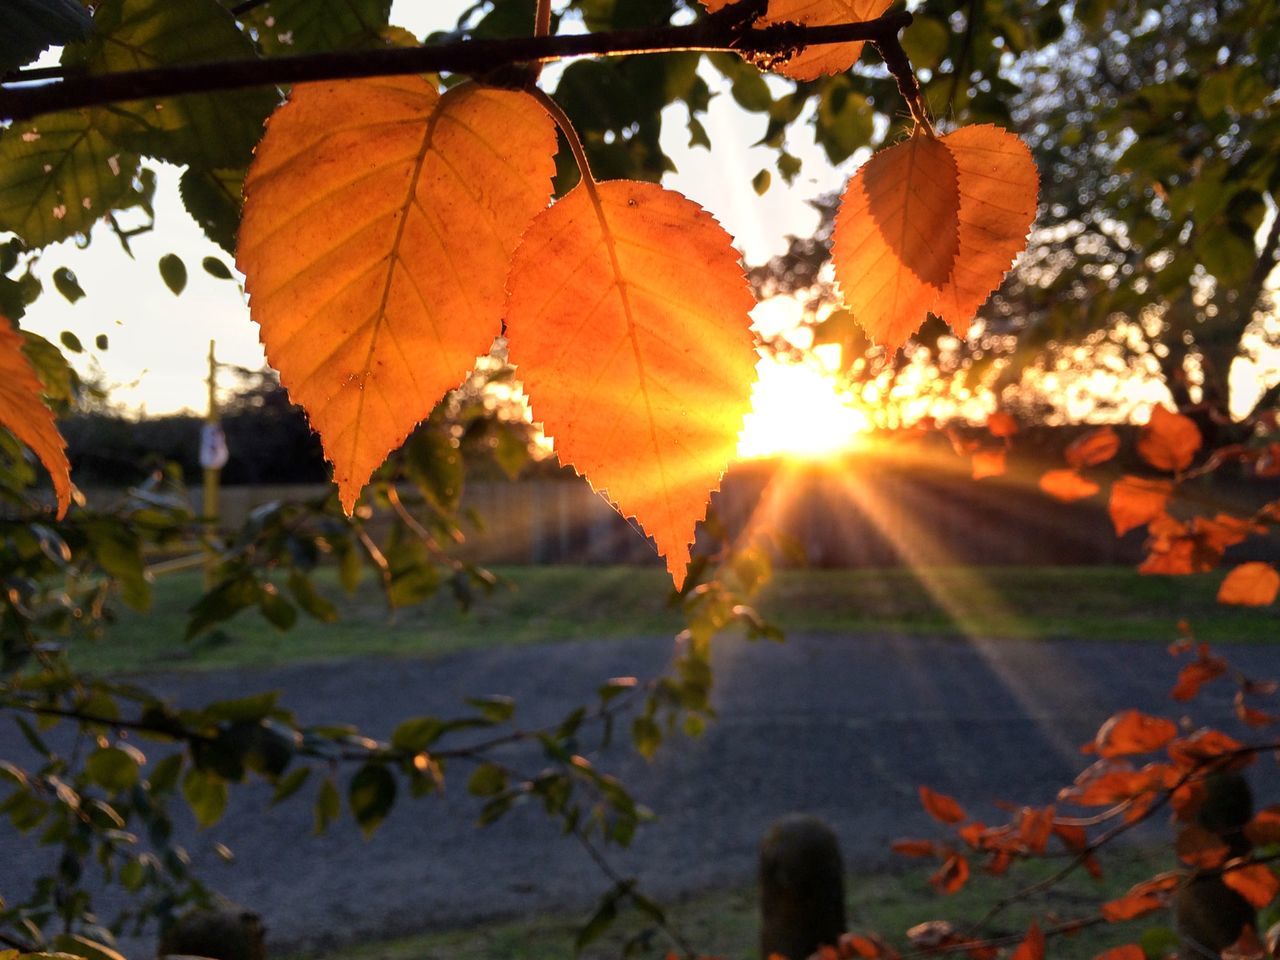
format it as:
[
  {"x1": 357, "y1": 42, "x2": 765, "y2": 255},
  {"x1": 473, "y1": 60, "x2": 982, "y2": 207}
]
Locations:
[{"x1": 18, "y1": 0, "x2": 851, "y2": 416}]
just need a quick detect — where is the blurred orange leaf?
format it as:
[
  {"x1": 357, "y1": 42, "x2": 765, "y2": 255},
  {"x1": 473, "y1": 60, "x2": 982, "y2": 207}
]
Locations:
[
  {"x1": 1168, "y1": 729, "x2": 1248, "y2": 769},
  {"x1": 238, "y1": 78, "x2": 556, "y2": 513},
  {"x1": 1091, "y1": 709, "x2": 1178, "y2": 758},
  {"x1": 832, "y1": 131, "x2": 960, "y2": 351},
  {"x1": 1217, "y1": 562, "x2": 1280, "y2": 607},
  {"x1": 919, "y1": 785, "x2": 967, "y2": 824},
  {"x1": 891, "y1": 839, "x2": 937, "y2": 858},
  {"x1": 1017, "y1": 806, "x2": 1055, "y2": 854},
  {"x1": 0, "y1": 320, "x2": 70, "y2": 518},
  {"x1": 986, "y1": 410, "x2": 1018, "y2": 437},
  {"x1": 1170, "y1": 652, "x2": 1227, "y2": 701},
  {"x1": 1010, "y1": 922, "x2": 1044, "y2": 960},
  {"x1": 506, "y1": 180, "x2": 757, "y2": 591},
  {"x1": 1039, "y1": 469, "x2": 1099, "y2": 502},
  {"x1": 929, "y1": 854, "x2": 970, "y2": 894},
  {"x1": 1100, "y1": 889, "x2": 1165, "y2": 922},
  {"x1": 931, "y1": 125, "x2": 1039, "y2": 337},
  {"x1": 1137, "y1": 405, "x2": 1201, "y2": 472},
  {"x1": 1108, "y1": 476, "x2": 1173, "y2": 536},
  {"x1": 1093, "y1": 946, "x2": 1145, "y2": 960},
  {"x1": 1175, "y1": 823, "x2": 1230, "y2": 868},
  {"x1": 1245, "y1": 806, "x2": 1280, "y2": 846},
  {"x1": 1065, "y1": 426, "x2": 1120, "y2": 469},
  {"x1": 970, "y1": 448, "x2": 1007, "y2": 480},
  {"x1": 1222, "y1": 863, "x2": 1280, "y2": 908}
]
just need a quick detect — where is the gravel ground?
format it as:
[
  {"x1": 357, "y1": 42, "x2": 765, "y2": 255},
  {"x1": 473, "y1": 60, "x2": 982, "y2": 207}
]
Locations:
[{"x1": 2, "y1": 632, "x2": 1276, "y2": 955}]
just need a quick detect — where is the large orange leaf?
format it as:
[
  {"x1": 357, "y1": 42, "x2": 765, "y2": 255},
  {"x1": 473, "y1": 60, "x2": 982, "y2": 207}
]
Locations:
[
  {"x1": 931, "y1": 125, "x2": 1039, "y2": 337},
  {"x1": 0, "y1": 320, "x2": 70, "y2": 517},
  {"x1": 238, "y1": 77, "x2": 557, "y2": 512},
  {"x1": 1109, "y1": 476, "x2": 1173, "y2": 536},
  {"x1": 1218, "y1": 562, "x2": 1280, "y2": 607},
  {"x1": 1137, "y1": 404, "x2": 1201, "y2": 472},
  {"x1": 505, "y1": 180, "x2": 757, "y2": 590},
  {"x1": 757, "y1": 0, "x2": 895, "y2": 81},
  {"x1": 1092, "y1": 709, "x2": 1177, "y2": 758},
  {"x1": 832, "y1": 131, "x2": 960, "y2": 350}
]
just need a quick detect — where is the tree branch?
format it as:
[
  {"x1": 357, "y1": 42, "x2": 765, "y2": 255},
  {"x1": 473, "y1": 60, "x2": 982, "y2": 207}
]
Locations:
[{"x1": 0, "y1": 11, "x2": 913, "y2": 124}]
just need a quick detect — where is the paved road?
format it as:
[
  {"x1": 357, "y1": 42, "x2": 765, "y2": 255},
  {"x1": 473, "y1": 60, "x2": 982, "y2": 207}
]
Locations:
[{"x1": 3, "y1": 633, "x2": 1277, "y2": 955}]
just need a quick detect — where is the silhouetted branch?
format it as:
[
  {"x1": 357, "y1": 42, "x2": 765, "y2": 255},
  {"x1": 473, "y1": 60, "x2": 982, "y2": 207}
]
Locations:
[{"x1": 0, "y1": 10, "x2": 913, "y2": 123}]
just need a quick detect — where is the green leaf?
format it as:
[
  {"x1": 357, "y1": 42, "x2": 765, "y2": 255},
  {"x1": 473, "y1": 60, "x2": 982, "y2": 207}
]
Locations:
[
  {"x1": 201, "y1": 256, "x2": 234, "y2": 280},
  {"x1": 313, "y1": 775, "x2": 340, "y2": 834},
  {"x1": 84, "y1": 746, "x2": 141, "y2": 792},
  {"x1": 95, "y1": 333, "x2": 108, "y2": 350},
  {"x1": 815, "y1": 80, "x2": 873, "y2": 165},
  {"x1": 64, "y1": 0, "x2": 278, "y2": 168},
  {"x1": 575, "y1": 883, "x2": 631, "y2": 954},
  {"x1": 201, "y1": 691, "x2": 278, "y2": 723},
  {"x1": 0, "y1": 0, "x2": 93, "y2": 74},
  {"x1": 52, "y1": 267, "x2": 84, "y2": 303},
  {"x1": 348, "y1": 763, "x2": 396, "y2": 836},
  {"x1": 390, "y1": 716, "x2": 445, "y2": 753},
  {"x1": 287, "y1": 570, "x2": 338, "y2": 623},
  {"x1": 901, "y1": 15, "x2": 950, "y2": 70},
  {"x1": 1196, "y1": 228, "x2": 1254, "y2": 286},
  {"x1": 466, "y1": 763, "x2": 507, "y2": 798},
  {"x1": 182, "y1": 767, "x2": 228, "y2": 827},
  {"x1": 257, "y1": 583, "x2": 298, "y2": 631},
  {"x1": 466, "y1": 695, "x2": 515, "y2": 725},
  {"x1": 271, "y1": 765, "x2": 310, "y2": 805},
  {"x1": 147, "y1": 753, "x2": 183, "y2": 794},
  {"x1": 186, "y1": 572, "x2": 262, "y2": 639},
  {"x1": 752, "y1": 169, "x2": 771, "y2": 196},
  {"x1": 0, "y1": 110, "x2": 140, "y2": 248},
  {"x1": 180, "y1": 166, "x2": 244, "y2": 253},
  {"x1": 158, "y1": 253, "x2": 187, "y2": 295},
  {"x1": 241, "y1": 0, "x2": 393, "y2": 54},
  {"x1": 59, "y1": 330, "x2": 82, "y2": 352}
]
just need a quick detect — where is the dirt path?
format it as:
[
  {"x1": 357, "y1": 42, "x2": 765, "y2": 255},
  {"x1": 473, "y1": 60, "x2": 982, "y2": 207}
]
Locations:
[{"x1": 3, "y1": 633, "x2": 1275, "y2": 955}]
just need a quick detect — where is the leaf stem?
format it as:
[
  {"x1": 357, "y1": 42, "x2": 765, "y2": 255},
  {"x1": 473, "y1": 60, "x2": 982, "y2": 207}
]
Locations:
[
  {"x1": 872, "y1": 33, "x2": 935, "y2": 136},
  {"x1": 0, "y1": 11, "x2": 914, "y2": 123},
  {"x1": 532, "y1": 87, "x2": 597, "y2": 192}
]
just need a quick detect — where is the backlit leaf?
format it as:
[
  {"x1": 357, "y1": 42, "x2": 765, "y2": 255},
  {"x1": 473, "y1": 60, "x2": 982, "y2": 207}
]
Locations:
[
  {"x1": 238, "y1": 78, "x2": 557, "y2": 513},
  {"x1": 241, "y1": 0, "x2": 393, "y2": 55},
  {"x1": 891, "y1": 838, "x2": 937, "y2": 857},
  {"x1": 1093, "y1": 946, "x2": 1145, "y2": 960},
  {"x1": 1092, "y1": 709, "x2": 1177, "y2": 758},
  {"x1": 1174, "y1": 823, "x2": 1229, "y2": 868},
  {"x1": 1109, "y1": 476, "x2": 1173, "y2": 536},
  {"x1": 1066, "y1": 426, "x2": 1120, "y2": 469},
  {"x1": 1222, "y1": 863, "x2": 1280, "y2": 909},
  {"x1": 918, "y1": 785, "x2": 966, "y2": 824},
  {"x1": 180, "y1": 166, "x2": 244, "y2": 254},
  {"x1": 65, "y1": 0, "x2": 278, "y2": 168},
  {"x1": 1245, "y1": 806, "x2": 1280, "y2": 846},
  {"x1": 0, "y1": 110, "x2": 140, "y2": 248},
  {"x1": 1039, "y1": 469, "x2": 1099, "y2": 503},
  {"x1": 1137, "y1": 405, "x2": 1201, "y2": 472},
  {"x1": 0, "y1": 319, "x2": 70, "y2": 516},
  {"x1": 1, "y1": 0, "x2": 92, "y2": 74},
  {"x1": 986, "y1": 411, "x2": 1017, "y2": 437},
  {"x1": 506, "y1": 180, "x2": 757, "y2": 590},
  {"x1": 757, "y1": 0, "x2": 895, "y2": 81},
  {"x1": 931, "y1": 125, "x2": 1039, "y2": 338},
  {"x1": 832, "y1": 131, "x2": 960, "y2": 350},
  {"x1": 1217, "y1": 562, "x2": 1280, "y2": 607},
  {"x1": 1101, "y1": 890, "x2": 1165, "y2": 922},
  {"x1": 970, "y1": 447, "x2": 1006, "y2": 479},
  {"x1": 929, "y1": 853, "x2": 969, "y2": 894},
  {"x1": 1010, "y1": 922, "x2": 1044, "y2": 960}
]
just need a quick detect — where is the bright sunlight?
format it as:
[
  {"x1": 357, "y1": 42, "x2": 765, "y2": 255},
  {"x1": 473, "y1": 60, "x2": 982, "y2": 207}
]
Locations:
[{"x1": 737, "y1": 344, "x2": 871, "y2": 460}]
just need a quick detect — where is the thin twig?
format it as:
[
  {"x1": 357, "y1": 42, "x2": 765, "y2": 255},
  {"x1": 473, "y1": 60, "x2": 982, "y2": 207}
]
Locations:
[{"x1": 0, "y1": 11, "x2": 913, "y2": 123}]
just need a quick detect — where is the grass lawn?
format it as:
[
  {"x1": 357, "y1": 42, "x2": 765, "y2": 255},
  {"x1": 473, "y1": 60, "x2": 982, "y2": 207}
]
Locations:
[
  {"x1": 298, "y1": 847, "x2": 1173, "y2": 960},
  {"x1": 66, "y1": 564, "x2": 1278, "y2": 674}
]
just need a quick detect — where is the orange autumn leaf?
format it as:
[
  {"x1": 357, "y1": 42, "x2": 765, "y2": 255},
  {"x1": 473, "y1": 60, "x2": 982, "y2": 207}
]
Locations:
[
  {"x1": 919, "y1": 785, "x2": 967, "y2": 824},
  {"x1": 839, "y1": 933, "x2": 888, "y2": 959},
  {"x1": 986, "y1": 410, "x2": 1018, "y2": 438},
  {"x1": 1170, "y1": 653, "x2": 1228, "y2": 702},
  {"x1": 1137, "y1": 404, "x2": 1202, "y2": 472},
  {"x1": 929, "y1": 853, "x2": 970, "y2": 894},
  {"x1": 832, "y1": 131, "x2": 960, "y2": 351},
  {"x1": 930, "y1": 125, "x2": 1039, "y2": 338},
  {"x1": 506, "y1": 180, "x2": 756, "y2": 591},
  {"x1": 1222, "y1": 863, "x2": 1280, "y2": 909},
  {"x1": 0, "y1": 319, "x2": 70, "y2": 518},
  {"x1": 1016, "y1": 806, "x2": 1055, "y2": 854},
  {"x1": 1217, "y1": 562, "x2": 1280, "y2": 607},
  {"x1": 1010, "y1": 922, "x2": 1044, "y2": 960},
  {"x1": 891, "y1": 839, "x2": 937, "y2": 857},
  {"x1": 1245, "y1": 806, "x2": 1280, "y2": 846},
  {"x1": 1168, "y1": 729, "x2": 1248, "y2": 769},
  {"x1": 238, "y1": 78, "x2": 557, "y2": 513},
  {"x1": 970, "y1": 447, "x2": 1007, "y2": 480},
  {"x1": 1101, "y1": 889, "x2": 1166, "y2": 922},
  {"x1": 1066, "y1": 426, "x2": 1121, "y2": 470},
  {"x1": 1109, "y1": 476, "x2": 1173, "y2": 536},
  {"x1": 1092, "y1": 709, "x2": 1178, "y2": 758},
  {"x1": 758, "y1": 0, "x2": 895, "y2": 81},
  {"x1": 1039, "y1": 469, "x2": 1100, "y2": 502},
  {"x1": 1175, "y1": 823, "x2": 1230, "y2": 868},
  {"x1": 1093, "y1": 947, "x2": 1145, "y2": 960}
]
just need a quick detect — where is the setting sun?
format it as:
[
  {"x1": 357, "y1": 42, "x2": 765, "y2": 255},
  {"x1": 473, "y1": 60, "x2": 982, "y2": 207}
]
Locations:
[{"x1": 737, "y1": 345, "x2": 872, "y2": 460}]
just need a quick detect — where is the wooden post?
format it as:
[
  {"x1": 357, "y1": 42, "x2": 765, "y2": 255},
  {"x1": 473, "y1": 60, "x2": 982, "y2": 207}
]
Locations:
[
  {"x1": 202, "y1": 340, "x2": 221, "y2": 590},
  {"x1": 760, "y1": 814, "x2": 846, "y2": 960}
]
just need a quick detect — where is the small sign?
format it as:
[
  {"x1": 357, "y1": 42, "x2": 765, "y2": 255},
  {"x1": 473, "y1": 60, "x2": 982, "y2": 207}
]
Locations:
[{"x1": 200, "y1": 422, "x2": 229, "y2": 470}]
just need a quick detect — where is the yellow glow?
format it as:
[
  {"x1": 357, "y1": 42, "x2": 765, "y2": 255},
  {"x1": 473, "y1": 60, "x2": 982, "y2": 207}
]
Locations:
[{"x1": 737, "y1": 345, "x2": 872, "y2": 460}]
